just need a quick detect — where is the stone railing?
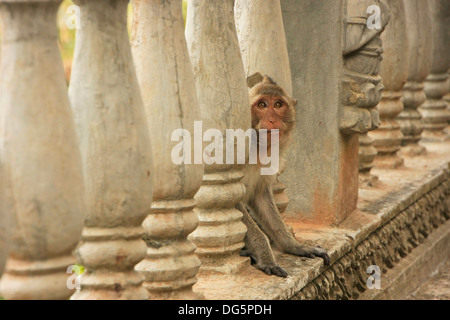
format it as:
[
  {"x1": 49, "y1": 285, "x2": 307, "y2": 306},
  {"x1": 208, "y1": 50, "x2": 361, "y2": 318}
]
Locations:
[{"x1": 0, "y1": 0, "x2": 448, "y2": 300}]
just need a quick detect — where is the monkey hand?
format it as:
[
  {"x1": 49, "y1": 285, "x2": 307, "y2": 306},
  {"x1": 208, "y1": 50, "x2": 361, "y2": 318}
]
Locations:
[
  {"x1": 283, "y1": 243, "x2": 331, "y2": 266},
  {"x1": 240, "y1": 249, "x2": 288, "y2": 278}
]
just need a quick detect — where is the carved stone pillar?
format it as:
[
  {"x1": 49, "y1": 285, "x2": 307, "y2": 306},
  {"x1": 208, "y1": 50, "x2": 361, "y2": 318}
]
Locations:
[
  {"x1": 131, "y1": 0, "x2": 203, "y2": 299},
  {"x1": 234, "y1": 0, "x2": 291, "y2": 213},
  {"x1": 281, "y1": 0, "x2": 389, "y2": 224},
  {"x1": 369, "y1": 0, "x2": 409, "y2": 169},
  {"x1": 358, "y1": 134, "x2": 378, "y2": 185},
  {"x1": 69, "y1": 0, "x2": 152, "y2": 300},
  {"x1": 397, "y1": 0, "x2": 432, "y2": 156},
  {"x1": 0, "y1": 0, "x2": 85, "y2": 300},
  {"x1": 419, "y1": 0, "x2": 450, "y2": 142},
  {"x1": 186, "y1": 0, "x2": 251, "y2": 273},
  {"x1": 446, "y1": 70, "x2": 450, "y2": 135},
  {"x1": 342, "y1": 0, "x2": 390, "y2": 185}
]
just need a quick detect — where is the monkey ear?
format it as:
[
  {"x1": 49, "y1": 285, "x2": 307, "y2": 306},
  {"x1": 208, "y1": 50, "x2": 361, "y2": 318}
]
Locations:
[
  {"x1": 293, "y1": 99, "x2": 298, "y2": 108},
  {"x1": 247, "y1": 72, "x2": 264, "y2": 89}
]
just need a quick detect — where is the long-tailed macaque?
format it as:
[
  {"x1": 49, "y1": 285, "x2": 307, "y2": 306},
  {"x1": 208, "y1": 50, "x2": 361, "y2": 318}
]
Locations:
[{"x1": 237, "y1": 73, "x2": 330, "y2": 277}]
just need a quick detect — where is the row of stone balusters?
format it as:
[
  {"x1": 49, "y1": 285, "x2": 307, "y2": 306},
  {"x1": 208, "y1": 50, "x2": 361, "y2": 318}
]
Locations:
[
  {"x1": 359, "y1": 0, "x2": 450, "y2": 183},
  {"x1": 0, "y1": 0, "x2": 447, "y2": 301},
  {"x1": 0, "y1": 0, "x2": 293, "y2": 300}
]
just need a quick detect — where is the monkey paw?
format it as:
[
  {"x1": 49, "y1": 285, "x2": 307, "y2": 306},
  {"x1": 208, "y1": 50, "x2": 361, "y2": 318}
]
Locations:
[
  {"x1": 289, "y1": 245, "x2": 331, "y2": 266},
  {"x1": 256, "y1": 262, "x2": 288, "y2": 278},
  {"x1": 240, "y1": 249, "x2": 288, "y2": 278}
]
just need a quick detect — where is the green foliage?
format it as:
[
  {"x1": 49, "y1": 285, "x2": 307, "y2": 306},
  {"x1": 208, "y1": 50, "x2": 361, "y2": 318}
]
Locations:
[
  {"x1": 57, "y1": 0, "x2": 188, "y2": 81},
  {"x1": 74, "y1": 264, "x2": 85, "y2": 275},
  {"x1": 183, "y1": 0, "x2": 188, "y2": 26}
]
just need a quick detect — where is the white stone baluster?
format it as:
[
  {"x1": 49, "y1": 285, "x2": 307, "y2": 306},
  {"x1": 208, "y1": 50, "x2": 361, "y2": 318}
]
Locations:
[
  {"x1": 0, "y1": 0, "x2": 85, "y2": 300},
  {"x1": 419, "y1": 0, "x2": 450, "y2": 142},
  {"x1": 185, "y1": 0, "x2": 251, "y2": 273},
  {"x1": 131, "y1": 0, "x2": 203, "y2": 299},
  {"x1": 369, "y1": 0, "x2": 409, "y2": 169},
  {"x1": 397, "y1": 0, "x2": 432, "y2": 156},
  {"x1": 234, "y1": 0, "x2": 292, "y2": 214},
  {"x1": 445, "y1": 70, "x2": 450, "y2": 136},
  {"x1": 69, "y1": 0, "x2": 152, "y2": 300}
]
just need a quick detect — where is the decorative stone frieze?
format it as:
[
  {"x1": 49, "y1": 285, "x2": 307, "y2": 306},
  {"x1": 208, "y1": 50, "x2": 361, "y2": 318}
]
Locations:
[{"x1": 292, "y1": 178, "x2": 450, "y2": 300}]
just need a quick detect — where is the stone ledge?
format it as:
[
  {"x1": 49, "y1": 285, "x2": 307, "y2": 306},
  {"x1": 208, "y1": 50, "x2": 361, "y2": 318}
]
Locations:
[{"x1": 193, "y1": 141, "x2": 450, "y2": 300}]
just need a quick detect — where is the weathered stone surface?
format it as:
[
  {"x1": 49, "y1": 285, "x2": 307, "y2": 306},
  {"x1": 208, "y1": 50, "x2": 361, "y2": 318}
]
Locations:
[
  {"x1": 407, "y1": 260, "x2": 450, "y2": 300},
  {"x1": 397, "y1": 0, "x2": 432, "y2": 156},
  {"x1": 369, "y1": 0, "x2": 409, "y2": 169},
  {"x1": 446, "y1": 70, "x2": 450, "y2": 131},
  {"x1": 281, "y1": 0, "x2": 345, "y2": 224},
  {"x1": 359, "y1": 133, "x2": 378, "y2": 186},
  {"x1": 234, "y1": 0, "x2": 292, "y2": 95},
  {"x1": 69, "y1": 0, "x2": 152, "y2": 300},
  {"x1": 234, "y1": 0, "x2": 291, "y2": 213},
  {"x1": 131, "y1": 0, "x2": 203, "y2": 299},
  {"x1": 347, "y1": 0, "x2": 389, "y2": 181},
  {"x1": 185, "y1": 0, "x2": 251, "y2": 273},
  {"x1": 193, "y1": 141, "x2": 450, "y2": 299},
  {"x1": 294, "y1": 177, "x2": 450, "y2": 300},
  {"x1": 419, "y1": 0, "x2": 450, "y2": 142},
  {"x1": 0, "y1": 0, "x2": 85, "y2": 300},
  {"x1": 281, "y1": 0, "x2": 388, "y2": 224},
  {"x1": 342, "y1": 0, "x2": 389, "y2": 135}
]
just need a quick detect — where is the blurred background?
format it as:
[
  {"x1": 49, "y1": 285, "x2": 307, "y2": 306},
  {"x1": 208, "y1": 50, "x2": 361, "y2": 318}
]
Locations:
[{"x1": 57, "y1": 0, "x2": 188, "y2": 83}]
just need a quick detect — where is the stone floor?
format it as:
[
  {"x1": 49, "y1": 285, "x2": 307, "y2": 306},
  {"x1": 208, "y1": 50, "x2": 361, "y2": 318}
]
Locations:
[{"x1": 407, "y1": 260, "x2": 450, "y2": 300}]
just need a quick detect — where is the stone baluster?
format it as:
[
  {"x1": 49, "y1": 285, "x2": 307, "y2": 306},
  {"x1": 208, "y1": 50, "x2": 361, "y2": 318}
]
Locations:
[
  {"x1": 346, "y1": 0, "x2": 390, "y2": 185},
  {"x1": 131, "y1": 0, "x2": 203, "y2": 299},
  {"x1": 369, "y1": 0, "x2": 409, "y2": 169},
  {"x1": 68, "y1": 0, "x2": 152, "y2": 300},
  {"x1": 234, "y1": 0, "x2": 291, "y2": 213},
  {"x1": 185, "y1": 0, "x2": 251, "y2": 273},
  {"x1": 0, "y1": 0, "x2": 85, "y2": 300},
  {"x1": 446, "y1": 70, "x2": 450, "y2": 136},
  {"x1": 446, "y1": 69, "x2": 450, "y2": 128},
  {"x1": 397, "y1": 0, "x2": 432, "y2": 156},
  {"x1": 358, "y1": 134, "x2": 378, "y2": 185},
  {"x1": 419, "y1": 0, "x2": 450, "y2": 142},
  {"x1": 281, "y1": 0, "x2": 389, "y2": 224}
]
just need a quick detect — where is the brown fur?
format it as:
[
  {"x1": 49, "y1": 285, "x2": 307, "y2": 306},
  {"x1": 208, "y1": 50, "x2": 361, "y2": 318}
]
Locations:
[{"x1": 238, "y1": 73, "x2": 330, "y2": 277}]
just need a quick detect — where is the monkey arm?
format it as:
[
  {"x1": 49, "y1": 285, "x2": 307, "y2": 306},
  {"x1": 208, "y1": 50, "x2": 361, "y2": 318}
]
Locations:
[
  {"x1": 236, "y1": 202, "x2": 288, "y2": 277},
  {"x1": 250, "y1": 187, "x2": 331, "y2": 266}
]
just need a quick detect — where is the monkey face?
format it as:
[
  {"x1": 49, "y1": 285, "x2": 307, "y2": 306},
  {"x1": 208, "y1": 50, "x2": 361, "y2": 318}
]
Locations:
[
  {"x1": 248, "y1": 73, "x2": 296, "y2": 148},
  {"x1": 253, "y1": 95, "x2": 289, "y2": 129},
  {"x1": 251, "y1": 95, "x2": 294, "y2": 146}
]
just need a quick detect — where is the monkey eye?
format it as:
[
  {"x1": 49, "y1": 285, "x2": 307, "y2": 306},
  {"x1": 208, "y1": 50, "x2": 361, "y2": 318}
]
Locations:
[
  {"x1": 274, "y1": 101, "x2": 283, "y2": 108},
  {"x1": 258, "y1": 102, "x2": 267, "y2": 108}
]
